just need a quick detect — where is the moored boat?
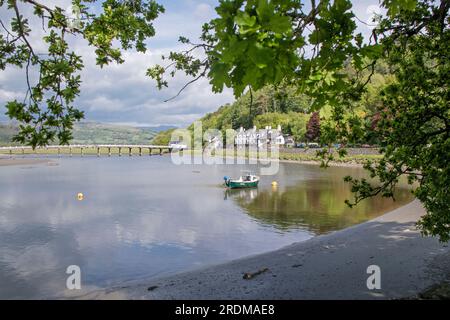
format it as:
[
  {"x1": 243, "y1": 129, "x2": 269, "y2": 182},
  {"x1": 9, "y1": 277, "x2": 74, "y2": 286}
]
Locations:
[{"x1": 224, "y1": 173, "x2": 259, "y2": 189}]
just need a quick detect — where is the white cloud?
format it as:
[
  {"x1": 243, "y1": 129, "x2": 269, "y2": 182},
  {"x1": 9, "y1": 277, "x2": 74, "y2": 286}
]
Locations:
[
  {"x1": 194, "y1": 3, "x2": 215, "y2": 20},
  {"x1": 0, "y1": 88, "x2": 24, "y2": 102}
]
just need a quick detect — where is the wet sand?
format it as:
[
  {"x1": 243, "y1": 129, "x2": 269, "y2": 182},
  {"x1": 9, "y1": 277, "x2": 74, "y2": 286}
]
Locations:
[
  {"x1": 0, "y1": 157, "x2": 51, "y2": 167},
  {"x1": 80, "y1": 200, "x2": 449, "y2": 300}
]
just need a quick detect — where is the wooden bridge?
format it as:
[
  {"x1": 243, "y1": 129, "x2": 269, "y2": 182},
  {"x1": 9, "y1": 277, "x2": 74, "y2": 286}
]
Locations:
[{"x1": 0, "y1": 144, "x2": 177, "y2": 157}]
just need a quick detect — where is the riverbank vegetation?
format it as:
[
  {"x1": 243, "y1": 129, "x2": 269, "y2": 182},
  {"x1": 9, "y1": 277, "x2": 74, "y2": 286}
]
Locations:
[{"x1": 152, "y1": 59, "x2": 393, "y2": 147}]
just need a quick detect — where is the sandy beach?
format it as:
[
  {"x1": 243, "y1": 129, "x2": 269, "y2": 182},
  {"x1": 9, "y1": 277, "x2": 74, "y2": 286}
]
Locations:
[
  {"x1": 0, "y1": 156, "x2": 52, "y2": 167},
  {"x1": 80, "y1": 200, "x2": 449, "y2": 300}
]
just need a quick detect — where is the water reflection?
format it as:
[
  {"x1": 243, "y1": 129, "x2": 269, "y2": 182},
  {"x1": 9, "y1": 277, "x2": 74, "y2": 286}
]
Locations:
[
  {"x1": 224, "y1": 188, "x2": 259, "y2": 202},
  {"x1": 225, "y1": 168, "x2": 413, "y2": 234},
  {"x1": 0, "y1": 157, "x2": 413, "y2": 298}
]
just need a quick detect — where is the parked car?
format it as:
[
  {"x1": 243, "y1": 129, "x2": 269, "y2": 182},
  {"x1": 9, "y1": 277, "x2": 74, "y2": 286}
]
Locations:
[{"x1": 307, "y1": 142, "x2": 320, "y2": 148}]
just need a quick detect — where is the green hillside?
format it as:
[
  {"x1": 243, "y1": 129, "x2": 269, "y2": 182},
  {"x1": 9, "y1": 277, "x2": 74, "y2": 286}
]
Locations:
[
  {"x1": 153, "y1": 62, "x2": 392, "y2": 146},
  {"x1": 0, "y1": 122, "x2": 157, "y2": 146},
  {"x1": 0, "y1": 123, "x2": 19, "y2": 146}
]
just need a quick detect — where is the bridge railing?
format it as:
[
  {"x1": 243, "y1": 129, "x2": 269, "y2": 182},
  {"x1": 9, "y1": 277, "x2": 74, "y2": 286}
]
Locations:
[
  {"x1": 0, "y1": 144, "x2": 171, "y2": 149},
  {"x1": 0, "y1": 144, "x2": 178, "y2": 156}
]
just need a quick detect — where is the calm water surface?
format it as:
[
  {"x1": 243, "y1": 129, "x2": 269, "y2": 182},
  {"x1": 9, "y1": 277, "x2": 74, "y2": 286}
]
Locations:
[{"x1": 0, "y1": 156, "x2": 413, "y2": 298}]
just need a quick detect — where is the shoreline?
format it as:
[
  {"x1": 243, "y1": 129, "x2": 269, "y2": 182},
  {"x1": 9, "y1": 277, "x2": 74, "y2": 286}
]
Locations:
[
  {"x1": 0, "y1": 153, "x2": 366, "y2": 168},
  {"x1": 0, "y1": 146, "x2": 379, "y2": 169},
  {"x1": 76, "y1": 199, "x2": 449, "y2": 300},
  {"x1": 3, "y1": 154, "x2": 445, "y2": 299},
  {"x1": 0, "y1": 156, "x2": 53, "y2": 167},
  {"x1": 275, "y1": 158, "x2": 364, "y2": 168}
]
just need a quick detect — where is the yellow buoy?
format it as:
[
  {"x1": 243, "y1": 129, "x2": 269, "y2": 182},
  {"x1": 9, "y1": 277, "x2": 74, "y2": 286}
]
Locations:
[
  {"x1": 271, "y1": 181, "x2": 278, "y2": 187},
  {"x1": 77, "y1": 192, "x2": 84, "y2": 201}
]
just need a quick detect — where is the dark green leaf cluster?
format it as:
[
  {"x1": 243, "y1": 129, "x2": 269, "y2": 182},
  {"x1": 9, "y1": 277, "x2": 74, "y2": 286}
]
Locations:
[{"x1": 341, "y1": 0, "x2": 450, "y2": 241}]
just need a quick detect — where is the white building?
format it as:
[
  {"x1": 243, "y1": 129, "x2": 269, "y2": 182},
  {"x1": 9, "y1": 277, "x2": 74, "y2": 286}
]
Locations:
[{"x1": 234, "y1": 125, "x2": 285, "y2": 147}]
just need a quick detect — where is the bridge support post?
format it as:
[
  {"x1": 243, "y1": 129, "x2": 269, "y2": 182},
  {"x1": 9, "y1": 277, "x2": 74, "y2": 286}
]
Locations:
[
  {"x1": 69, "y1": 147, "x2": 72, "y2": 157},
  {"x1": 129, "y1": 147, "x2": 132, "y2": 156},
  {"x1": 159, "y1": 148, "x2": 162, "y2": 155},
  {"x1": 139, "y1": 147, "x2": 142, "y2": 156},
  {"x1": 108, "y1": 148, "x2": 111, "y2": 157},
  {"x1": 9, "y1": 148, "x2": 12, "y2": 157},
  {"x1": 97, "y1": 147, "x2": 100, "y2": 157},
  {"x1": 119, "y1": 147, "x2": 122, "y2": 156},
  {"x1": 149, "y1": 148, "x2": 152, "y2": 156},
  {"x1": 81, "y1": 147, "x2": 84, "y2": 156}
]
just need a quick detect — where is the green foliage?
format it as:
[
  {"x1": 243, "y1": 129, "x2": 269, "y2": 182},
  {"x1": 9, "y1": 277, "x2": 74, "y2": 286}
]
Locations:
[
  {"x1": 187, "y1": 75, "x2": 388, "y2": 145},
  {"x1": 151, "y1": 128, "x2": 176, "y2": 146},
  {"x1": 254, "y1": 111, "x2": 309, "y2": 142},
  {"x1": 1, "y1": 0, "x2": 164, "y2": 147},
  {"x1": 343, "y1": 1, "x2": 450, "y2": 241},
  {"x1": 186, "y1": 84, "x2": 313, "y2": 142},
  {"x1": 149, "y1": 0, "x2": 381, "y2": 109},
  {"x1": 253, "y1": 112, "x2": 291, "y2": 131}
]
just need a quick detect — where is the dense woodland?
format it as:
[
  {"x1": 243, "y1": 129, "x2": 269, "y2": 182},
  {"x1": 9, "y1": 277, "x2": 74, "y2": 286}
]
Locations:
[{"x1": 153, "y1": 60, "x2": 392, "y2": 146}]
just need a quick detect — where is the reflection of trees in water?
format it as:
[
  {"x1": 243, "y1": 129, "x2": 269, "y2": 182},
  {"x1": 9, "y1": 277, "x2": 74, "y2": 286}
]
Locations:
[
  {"x1": 224, "y1": 188, "x2": 259, "y2": 204},
  {"x1": 226, "y1": 180, "x2": 413, "y2": 235}
]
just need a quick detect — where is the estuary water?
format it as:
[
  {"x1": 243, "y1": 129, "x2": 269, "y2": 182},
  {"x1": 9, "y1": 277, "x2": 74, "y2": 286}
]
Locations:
[{"x1": 0, "y1": 156, "x2": 413, "y2": 298}]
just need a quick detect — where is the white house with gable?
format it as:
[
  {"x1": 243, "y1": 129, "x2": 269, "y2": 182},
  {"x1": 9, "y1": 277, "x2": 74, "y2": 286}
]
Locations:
[{"x1": 234, "y1": 124, "x2": 285, "y2": 147}]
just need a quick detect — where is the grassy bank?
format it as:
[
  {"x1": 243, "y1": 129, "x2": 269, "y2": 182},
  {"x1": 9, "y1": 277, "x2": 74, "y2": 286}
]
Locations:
[
  {"x1": 175, "y1": 148, "x2": 383, "y2": 165},
  {"x1": 277, "y1": 152, "x2": 382, "y2": 163}
]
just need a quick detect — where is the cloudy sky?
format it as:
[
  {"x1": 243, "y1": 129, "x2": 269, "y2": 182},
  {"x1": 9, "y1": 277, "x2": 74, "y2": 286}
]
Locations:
[{"x1": 0, "y1": 0, "x2": 381, "y2": 128}]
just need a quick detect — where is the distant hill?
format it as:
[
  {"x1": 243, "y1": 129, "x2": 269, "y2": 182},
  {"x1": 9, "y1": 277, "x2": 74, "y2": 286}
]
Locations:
[
  {"x1": 0, "y1": 123, "x2": 18, "y2": 146},
  {"x1": 142, "y1": 125, "x2": 177, "y2": 132},
  {"x1": 0, "y1": 122, "x2": 157, "y2": 146}
]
